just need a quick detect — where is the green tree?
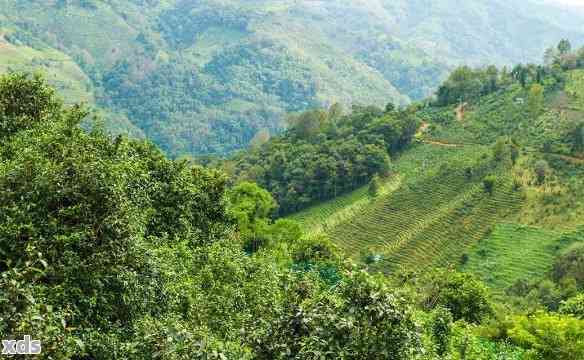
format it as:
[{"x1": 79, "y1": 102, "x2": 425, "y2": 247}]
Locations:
[
  {"x1": 0, "y1": 73, "x2": 62, "y2": 139},
  {"x1": 508, "y1": 312, "x2": 584, "y2": 359},
  {"x1": 228, "y1": 182, "x2": 277, "y2": 251},
  {"x1": 560, "y1": 294, "x2": 584, "y2": 319},
  {"x1": 255, "y1": 271, "x2": 422, "y2": 359},
  {"x1": 422, "y1": 269, "x2": 492, "y2": 324},
  {"x1": 558, "y1": 39, "x2": 572, "y2": 55},
  {"x1": 534, "y1": 160, "x2": 549, "y2": 185},
  {"x1": 512, "y1": 65, "x2": 529, "y2": 88}
]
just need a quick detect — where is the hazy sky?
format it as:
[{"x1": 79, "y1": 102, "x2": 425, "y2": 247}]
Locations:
[{"x1": 546, "y1": 0, "x2": 584, "y2": 7}]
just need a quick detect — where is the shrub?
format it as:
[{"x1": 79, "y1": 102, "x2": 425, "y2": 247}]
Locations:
[
  {"x1": 507, "y1": 312, "x2": 584, "y2": 359},
  {"x1": 483, "y1": 175, "x2": 497, "y2": 195},
  {"x1": 422, "y1": 269, "x2": 492, "y2": 324},
  {"x1": 560, "y1": 294, "x2": 584, "y2": 319}
]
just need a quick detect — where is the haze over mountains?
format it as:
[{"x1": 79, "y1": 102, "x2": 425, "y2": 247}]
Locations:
[{"x1": 2, "y1": 0, "x2": 584, "y2": 156}]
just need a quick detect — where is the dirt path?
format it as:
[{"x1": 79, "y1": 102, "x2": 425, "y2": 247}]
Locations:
[{"x1": 420, "y1": 139, "x2": 465, "y2": 147}]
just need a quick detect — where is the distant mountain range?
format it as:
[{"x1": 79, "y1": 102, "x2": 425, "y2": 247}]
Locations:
[{"x1": 1, "y1": 0, "x2": 584, "y2": 156}]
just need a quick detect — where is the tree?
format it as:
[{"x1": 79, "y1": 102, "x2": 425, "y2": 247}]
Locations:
[
  {"x1": 0, "y1": 73, "x2": 62, "y2": 139},
  {"x1": 558, "y1": 39, "x2": 572, "y2": 55},
  {"x1": 422, "y1": 269, "x2": 492, "y2": 324},
  {"x1": 287, "y1": 109, "x2": 328, "y2": 139},
  {"x1": 511, "y1": 65, "x2": 529, "y2": 88},
  {"x1": 544, "y1": 47, "x2": 559, "y2": 66},
  {"x1": 507, "y1": 312, "x2": 584, "y2": 359},
  {"x1": 560, "y1": 294, "x2": 584, "y2": 319},
  {"x1": 534, "y1": 160, "x2": 549, "y2": 185},
  {"x1": 256, "y1": 271, "x2": 423, "y2": 359},
  {"x1": 228, "y1": 182, "x2": 277, "y2": 251},
  {"x1": 483, "y1": 175, "x2": 497, "y2": 195}
]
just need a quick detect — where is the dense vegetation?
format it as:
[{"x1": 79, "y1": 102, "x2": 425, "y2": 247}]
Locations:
[
  {"x1": 2, "y1": 0, "x2": 584, "y2": 156},
  {"x1": 231, "y1": 104, "x2": 418, "y2": 215},
  {"x1": 4, "y1": 71, "x2": 584, "y2": 359}
]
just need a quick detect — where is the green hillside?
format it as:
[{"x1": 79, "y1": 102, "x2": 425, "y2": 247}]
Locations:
[
  {"x1": 2, "y1": 0, "x2": 584, "y2": 156},
  {"x1": 463, "y1": 224, "x2": 564, "y2": 290},
  {"x1": 282, "y1": 55, "x2": 584, "y2": 293},
  {"x1": 4, "y1": 48, "x2": 584, "y2": 360}
]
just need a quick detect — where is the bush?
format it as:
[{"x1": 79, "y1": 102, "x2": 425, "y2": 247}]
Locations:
[
  {"x1": 560, "y1": 294, "x2": 584, "y2": 319},
  {"x1": 553, "y1": 244, "x2": 584, "y2": 289},
  {"x1": 422, "y1": 269, "x2": 492, "y2": 324},
  {"x1": 483, "y1": 175, "x2": 497, "y2": 195},
  {"x1": 507, "y1": 312, "x2": 584, "y2": 359}
]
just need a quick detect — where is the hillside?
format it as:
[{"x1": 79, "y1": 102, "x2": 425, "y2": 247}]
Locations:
[
  {"x1": 285, "y1": 58, "x2": 584, "y2": 296},
  {"x1": 4, "y1": 52, "x2": 584, "y2": 359},
  {"x1": 2, "y1": 0, "x2": 584, "y2": 156}
]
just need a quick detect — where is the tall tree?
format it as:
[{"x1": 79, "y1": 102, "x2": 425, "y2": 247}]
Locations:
[{"x1": 558, "y1": 39, "x2": 572, "y2": 55}]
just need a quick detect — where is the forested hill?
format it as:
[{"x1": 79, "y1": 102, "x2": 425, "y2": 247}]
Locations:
[{"x1": 2, "y1": 0, "x2": 584, "y2": 156}]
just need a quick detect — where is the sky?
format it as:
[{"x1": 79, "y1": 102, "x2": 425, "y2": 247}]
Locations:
[{"x1": 545, "y1": 0, "x2": 584, "y2": 7}]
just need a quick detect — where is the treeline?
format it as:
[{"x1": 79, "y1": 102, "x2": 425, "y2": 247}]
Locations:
[
  {"x1": 435, "y1": 39, "x2": 582, "y2": 106},
  {"x1": 231, "y1": 104, "x2": 418, "y2": 215}
]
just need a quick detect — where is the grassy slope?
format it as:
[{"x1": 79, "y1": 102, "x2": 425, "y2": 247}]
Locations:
[{"x1": 0, "y1": 34, "x2": 93, "y2": 103}]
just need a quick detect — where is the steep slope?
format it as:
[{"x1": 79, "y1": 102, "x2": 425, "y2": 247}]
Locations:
[{"x1": 2, "y1": 0, "x2": 584, "y2": 156}]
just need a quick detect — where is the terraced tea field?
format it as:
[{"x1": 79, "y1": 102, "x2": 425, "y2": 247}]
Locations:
[
  {"x1": 463, "y1": 224, "x2": 574, "y2": 291},
  {"x1": 291, "y1": 142, "x2": 528, "y2": 271},
  {"x1": 289, "y1": 176, "x2": 402, "y2": 235},
  {"x1": 377, "y1": 177, "x2": 522, "y2": 272},
  {"x1": 289, "y1": 142, "x2": 486, "y2": 234}
]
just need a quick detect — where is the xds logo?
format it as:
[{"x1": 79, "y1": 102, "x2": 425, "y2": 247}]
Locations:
[{"x1": 2, "y1": 335, "x2": 42, "y2": 355}]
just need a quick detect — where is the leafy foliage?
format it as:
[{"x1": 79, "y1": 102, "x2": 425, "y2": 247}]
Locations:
[
  {"x1": 421, "y1": 269, "x2": 493, "y2": 324},
  {"x1": 0, "y1": 73, "x2": 431, "y2": 359},
  {"x1": 232, "y1": 105, "x2": 417, "y2": 214}
]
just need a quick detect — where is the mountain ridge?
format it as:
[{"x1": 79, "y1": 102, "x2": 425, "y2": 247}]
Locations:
[{"x1": 2, "y1": 0, "x2": 584, "y2": 156}]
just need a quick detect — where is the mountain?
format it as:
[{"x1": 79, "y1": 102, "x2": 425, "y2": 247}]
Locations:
[{"x1": 2, "y1": 0, "x2": 584, "y2": 156}]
